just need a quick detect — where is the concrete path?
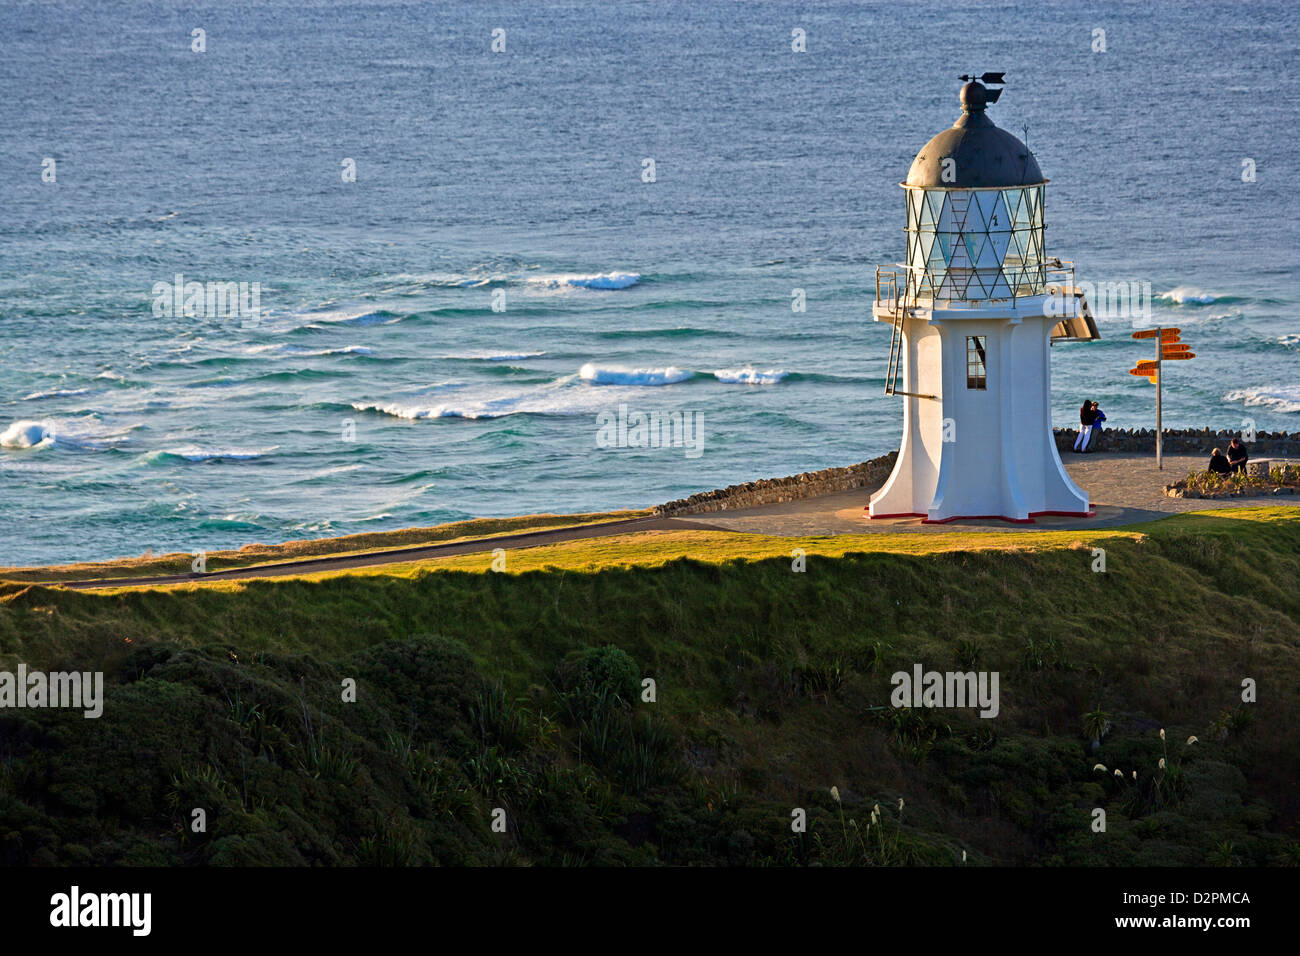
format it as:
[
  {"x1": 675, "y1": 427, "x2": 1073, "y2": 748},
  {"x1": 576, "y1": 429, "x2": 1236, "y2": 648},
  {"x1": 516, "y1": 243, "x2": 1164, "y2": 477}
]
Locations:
[{"x1": 684, "y1": 453, "x2": 1293, "y2": 537}]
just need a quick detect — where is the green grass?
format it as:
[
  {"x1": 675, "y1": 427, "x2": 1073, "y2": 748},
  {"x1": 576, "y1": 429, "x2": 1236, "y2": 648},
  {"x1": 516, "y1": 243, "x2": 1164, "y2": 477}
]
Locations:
[
  {"x1": 0, "y1": 506, "x2": 1297, "y2": 865},
  {"x1": 0, "y1": 509, "x2": 645, "y2": 583}
]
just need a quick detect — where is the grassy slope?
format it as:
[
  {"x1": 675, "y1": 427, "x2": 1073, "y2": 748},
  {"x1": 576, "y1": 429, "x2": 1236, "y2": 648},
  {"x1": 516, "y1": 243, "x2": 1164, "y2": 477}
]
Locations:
[
  {"x1": 0, "y1": 507, "x2": 1297, "y2": 866},
  {"x1": 0, "y1": 510, "x2": 645, "y2": 583}
]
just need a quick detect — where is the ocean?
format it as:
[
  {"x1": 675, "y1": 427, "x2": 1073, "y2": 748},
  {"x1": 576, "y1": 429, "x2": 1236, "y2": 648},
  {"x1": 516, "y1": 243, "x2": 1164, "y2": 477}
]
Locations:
[{"x1": 2, "y1": 0, "x2": 1297, "y2": 566}]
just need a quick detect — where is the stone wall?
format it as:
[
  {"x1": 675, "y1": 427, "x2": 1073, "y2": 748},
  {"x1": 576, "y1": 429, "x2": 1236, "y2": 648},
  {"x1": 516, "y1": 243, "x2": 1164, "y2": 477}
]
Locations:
[
  {"x1": 654, "y1": 452, "x2": 898, "y2": 517},
  {"x1": 1053, "y1": 428, "x2": 1298, "y2": 456}
]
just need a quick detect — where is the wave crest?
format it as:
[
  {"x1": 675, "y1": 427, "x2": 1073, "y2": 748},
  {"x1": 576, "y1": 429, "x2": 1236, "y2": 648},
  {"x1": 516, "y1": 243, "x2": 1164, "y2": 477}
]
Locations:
[
  {"x1": 1223, "y1": 386, "x2": 1300, "y2": 414},
  {"x1": 713, "y1": 366, "x2": 787, "y2": 385},
  {"x1": 578, "y1": 363, "x2": 693, "y2": 386}
]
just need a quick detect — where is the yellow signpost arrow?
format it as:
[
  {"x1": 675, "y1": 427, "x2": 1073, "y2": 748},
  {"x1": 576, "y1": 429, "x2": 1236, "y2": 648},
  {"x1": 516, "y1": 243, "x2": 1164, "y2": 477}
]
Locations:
[{"x1": 1131, "y1": 327, "x2": 1196, "y2": 469}]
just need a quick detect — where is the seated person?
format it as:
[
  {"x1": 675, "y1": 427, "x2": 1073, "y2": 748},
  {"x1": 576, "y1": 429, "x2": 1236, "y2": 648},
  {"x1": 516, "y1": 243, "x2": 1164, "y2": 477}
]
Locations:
[
  {"x1": 1227, "y1": 437, "x2": 1249, "y2": 473},
  {"x1": 1208, "y1": 449, "x2": 1232, "y2": 475}
]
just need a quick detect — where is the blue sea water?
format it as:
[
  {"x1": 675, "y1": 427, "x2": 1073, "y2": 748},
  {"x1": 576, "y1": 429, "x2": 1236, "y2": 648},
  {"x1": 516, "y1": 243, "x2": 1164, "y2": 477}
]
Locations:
[{"x1": 2, "y1": 0, "x2": 1298, "y2": 566}]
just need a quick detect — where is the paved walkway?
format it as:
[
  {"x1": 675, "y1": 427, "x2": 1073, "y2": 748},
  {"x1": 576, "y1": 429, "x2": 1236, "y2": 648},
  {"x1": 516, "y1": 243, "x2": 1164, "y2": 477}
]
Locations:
[{"x1": 686, "y1": 453, "x2": 1292, "y2": 537}]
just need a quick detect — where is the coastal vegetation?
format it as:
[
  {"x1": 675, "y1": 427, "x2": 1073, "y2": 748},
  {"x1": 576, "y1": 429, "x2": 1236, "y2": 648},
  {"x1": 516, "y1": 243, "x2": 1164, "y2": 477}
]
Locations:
[{"x1": 0, "y1": 507, "x2": 1297, "y2": 866}]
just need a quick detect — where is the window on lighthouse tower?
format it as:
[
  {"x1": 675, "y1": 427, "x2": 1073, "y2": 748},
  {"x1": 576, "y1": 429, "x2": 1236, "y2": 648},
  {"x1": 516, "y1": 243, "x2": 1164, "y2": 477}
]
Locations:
[{"x1": 966, "y1": 335, "x2": 987, "y2": 390}]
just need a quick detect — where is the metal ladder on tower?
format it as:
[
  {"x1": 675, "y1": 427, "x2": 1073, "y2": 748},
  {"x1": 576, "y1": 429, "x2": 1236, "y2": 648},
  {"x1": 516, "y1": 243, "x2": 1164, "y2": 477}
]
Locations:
[
  {"x1": 882, "y1": 269, "x2": 910, "y2": 396},
  {"x1": 879, "y1": 266, "x2": 935, "y2": 399},
  {"x1": 947, "y1": 191, "x2": 970, "y2": 230}
]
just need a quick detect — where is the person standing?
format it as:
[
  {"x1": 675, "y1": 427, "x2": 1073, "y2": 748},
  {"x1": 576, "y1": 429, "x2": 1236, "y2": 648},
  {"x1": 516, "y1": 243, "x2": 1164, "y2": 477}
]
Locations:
[
  {"x1": 1073, "y1": 398, "x2": 1096, "y2": 452},
  {"x1": 1085, "y1": 401, "x2": 1107, "y2": 452}
]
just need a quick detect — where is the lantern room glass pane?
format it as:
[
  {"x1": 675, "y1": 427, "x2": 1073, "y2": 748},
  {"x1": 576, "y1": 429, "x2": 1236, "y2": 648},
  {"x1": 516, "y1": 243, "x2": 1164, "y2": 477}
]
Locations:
[{"x1": 920, "y1": 191, "x2": 939, "y2": 228}]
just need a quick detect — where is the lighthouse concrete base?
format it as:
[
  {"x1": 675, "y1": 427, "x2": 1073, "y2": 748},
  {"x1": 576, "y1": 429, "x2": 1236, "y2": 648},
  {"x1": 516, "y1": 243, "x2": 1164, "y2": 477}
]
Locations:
[{"x1": 868, "y1": 298, "x2": 1090, "y2": 524}]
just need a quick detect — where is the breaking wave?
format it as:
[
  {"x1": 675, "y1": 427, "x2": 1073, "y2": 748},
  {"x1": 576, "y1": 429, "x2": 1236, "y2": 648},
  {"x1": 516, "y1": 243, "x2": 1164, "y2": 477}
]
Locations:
[
  {"x1": 578, "y1": 363, "x2": 693, "y2": 386},
  {"x1": 712, "y1": 366, "x2": 788, "y2": 385},
  {"x1": 1223, "y1": 385, "x2": 1300, "y2": 414}
]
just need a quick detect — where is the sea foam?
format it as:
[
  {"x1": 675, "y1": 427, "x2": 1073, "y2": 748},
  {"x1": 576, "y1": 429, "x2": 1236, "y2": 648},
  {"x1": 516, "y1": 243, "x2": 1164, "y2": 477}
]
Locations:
[
  {"x1": 0, "y1": 420, "x2": 54, "y2": 449},
  {"x1": 578, "y1": 363, "x2": 692, "y2": 386},
  {"x1": 1157, "y1": 286, "x2": 1218, "y2": 305},
  {"x1": 20, "y1": 387, "x2": 93, "y2": 401},
  {"x1": 528, "y1": 272, "x2": 640, "y2": 290},
  {"x1": 146, "y1": 446, "x2": 277, "y2": 464},
  {"x1": 439, "y1": 350, "x2": 547, "y2": 361},
  {"x1": 1223, "y1": 386, "x2": 1300, "y2": 414},
  {"x1": 713, "y1": 366, "x2": 788, "y2": 385}
]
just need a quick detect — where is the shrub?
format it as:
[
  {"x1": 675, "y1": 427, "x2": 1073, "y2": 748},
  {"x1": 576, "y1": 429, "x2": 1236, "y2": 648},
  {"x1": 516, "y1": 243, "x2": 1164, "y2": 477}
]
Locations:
[{"x1": 554, "y1": 645, "x2": 640, "y2": 720}]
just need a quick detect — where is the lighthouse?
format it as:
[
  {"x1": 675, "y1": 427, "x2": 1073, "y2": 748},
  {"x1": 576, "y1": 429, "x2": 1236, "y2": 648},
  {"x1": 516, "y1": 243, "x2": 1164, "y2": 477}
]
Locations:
[{"x1": 869, "y1": 74, "x2": 1099, "y2": 524}]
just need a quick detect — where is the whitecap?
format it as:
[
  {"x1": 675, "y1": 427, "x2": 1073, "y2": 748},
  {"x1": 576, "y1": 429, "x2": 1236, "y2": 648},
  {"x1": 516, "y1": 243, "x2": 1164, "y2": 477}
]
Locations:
[
  {"x1": 439, "y1": 350, "x2": 547, "y2": 361},
  {"x1": 578, "y1": 363, "x2": 692, "y2": 386},
  {"x1": 244, "y1": 343, "x2": 374, "y2": 358},
  {"x1": 528, "y1": 272, "x2": 640, "y2": 290},
  {"x1": 1, "y1": 420, "x2": 54, "y2": 449},
  {"x1": 159, "y1": 445, "x2": 278, "y2": 462},
  {"x1": 351, "y1": 377, "x2": 607, "y2": 421},
  {"x1": 1157, "y1": 286, "x2": 1217, "y2": 305},
  {"x1": 20, "y1": 387, "x2": 93, "y2": 400},
  {"x1": 1223, "y1": 386, "x2": 1300, "y2": 414},
  {"x1": 1, "y1": 418, "x2": 137, "y2": 451},
  {"x1": 713, "y1": 366, "x2": 788, "y2": 385}
]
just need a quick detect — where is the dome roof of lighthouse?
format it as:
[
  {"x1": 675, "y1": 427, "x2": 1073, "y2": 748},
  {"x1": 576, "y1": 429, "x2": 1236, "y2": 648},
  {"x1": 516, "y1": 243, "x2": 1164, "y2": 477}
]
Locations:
[{"x1": 904, "y1": 82, "x2": 1044, "y2": 189}]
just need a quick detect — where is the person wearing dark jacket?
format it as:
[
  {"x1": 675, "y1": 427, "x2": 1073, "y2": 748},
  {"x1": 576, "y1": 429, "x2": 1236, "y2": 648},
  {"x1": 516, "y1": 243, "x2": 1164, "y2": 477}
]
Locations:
[
  {"x1": 1227, "y1": 437, "x2": 1249, "y2": 473},
  {"x1": 1073, "y1": 398, "x2": 1096, "y2": 452},
  {"x1": 1208, "y1": 449, "x2": 1232, "y2": 475},
  {"x1": 1086, "y1": 401, "x2": 1106, "y2": 452}
]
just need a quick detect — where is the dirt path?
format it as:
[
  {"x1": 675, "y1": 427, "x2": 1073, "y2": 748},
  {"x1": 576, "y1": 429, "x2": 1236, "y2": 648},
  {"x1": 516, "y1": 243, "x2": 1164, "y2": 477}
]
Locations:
[{"x1": 58, "y1": 452, "x2": 1290, "y2": 590}]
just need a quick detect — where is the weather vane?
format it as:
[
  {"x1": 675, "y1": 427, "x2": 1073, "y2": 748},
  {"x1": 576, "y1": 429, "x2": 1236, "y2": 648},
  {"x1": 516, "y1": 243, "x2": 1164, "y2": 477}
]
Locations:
[{"x1": 958, "y1": 72, "x2": 1006, "y2": 102}]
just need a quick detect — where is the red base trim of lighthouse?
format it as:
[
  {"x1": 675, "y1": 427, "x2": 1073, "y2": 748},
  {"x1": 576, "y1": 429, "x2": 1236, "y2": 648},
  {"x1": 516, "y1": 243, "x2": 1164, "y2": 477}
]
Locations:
[
  {"x1": 867, "y1": 509, "x2": 1096, "y2": 524},
  {"x1": 920, "y1": 514, "x2": 1036, "y2": 525}
]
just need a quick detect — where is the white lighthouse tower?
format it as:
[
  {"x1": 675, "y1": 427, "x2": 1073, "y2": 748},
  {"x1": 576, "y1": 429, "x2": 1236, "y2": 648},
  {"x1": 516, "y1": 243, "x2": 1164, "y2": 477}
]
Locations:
[{"x1": 869, "y1": 75, "x2": 1098, "y2": 524}]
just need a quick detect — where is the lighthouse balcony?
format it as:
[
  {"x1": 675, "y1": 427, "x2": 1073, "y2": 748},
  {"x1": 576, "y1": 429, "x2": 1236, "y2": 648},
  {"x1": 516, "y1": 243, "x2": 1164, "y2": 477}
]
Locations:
[{"x1": 873, "y1": 260, "x2": 1098, "y2": 341}]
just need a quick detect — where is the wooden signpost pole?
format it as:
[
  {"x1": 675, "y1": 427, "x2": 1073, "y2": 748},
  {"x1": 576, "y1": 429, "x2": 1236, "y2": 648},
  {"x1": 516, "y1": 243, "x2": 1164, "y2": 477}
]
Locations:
[
  {"x1": 1131, "y1": 326, "x2": 1190, "y2": 472},
  {"x1": 1156, "y1": 327, "x2": 1162, "y2": 471}
]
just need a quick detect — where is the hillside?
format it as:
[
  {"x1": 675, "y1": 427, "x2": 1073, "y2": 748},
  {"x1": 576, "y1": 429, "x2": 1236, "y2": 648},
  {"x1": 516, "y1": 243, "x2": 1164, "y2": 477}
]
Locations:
[{"x1": 0, "y1": 507, "x2": 1297, "y2": 866}]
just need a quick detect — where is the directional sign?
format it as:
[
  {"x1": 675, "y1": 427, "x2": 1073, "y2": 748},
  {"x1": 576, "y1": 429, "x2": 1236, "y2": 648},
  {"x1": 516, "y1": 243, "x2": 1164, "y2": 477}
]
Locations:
[
  {"x1": 1136, "y1": 359, "x2": 1158, "y2": 367},
  {"x1": 1133, "y1": 327, "x2": 1181, "y2": 340},
  {"x1": 1161, "y1": 352, "x2": 1195, "y2": 360},
  {"x1": 1162, "y1": 343, "x2": 1191, "y2": 352}
]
